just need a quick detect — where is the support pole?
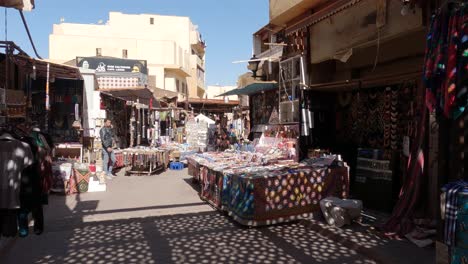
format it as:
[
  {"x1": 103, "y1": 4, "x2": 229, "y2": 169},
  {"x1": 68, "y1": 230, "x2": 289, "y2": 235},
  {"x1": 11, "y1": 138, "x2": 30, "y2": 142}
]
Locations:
[{"x1": 45, "y1": 63, "x2": 50, "y2": 132}]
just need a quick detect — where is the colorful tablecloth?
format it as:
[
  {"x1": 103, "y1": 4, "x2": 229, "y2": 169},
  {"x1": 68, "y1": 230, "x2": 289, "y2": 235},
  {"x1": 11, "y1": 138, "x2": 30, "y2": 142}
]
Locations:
[
  {"x1": 188, "y1": 153, "x2": 350, "y2": 226},
  {"x1": 223, "y1": 166, "x2": 349, "y2": 225}
]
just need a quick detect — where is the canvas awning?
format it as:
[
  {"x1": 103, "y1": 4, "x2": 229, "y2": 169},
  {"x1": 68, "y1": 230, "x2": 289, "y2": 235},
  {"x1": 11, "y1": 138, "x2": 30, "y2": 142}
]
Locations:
[
  {"x1": 100, "y1": 87, "x2": 160, "y2": 107},
  {"x1": 0, "y1": 0, "x2": 34, "y2": 11},
  {"x1": 217, "y1": 82, "x2": 278, "y2": 97},
  {"x1": 9, "y1": 54, "x2": 82, "y2": 80}
]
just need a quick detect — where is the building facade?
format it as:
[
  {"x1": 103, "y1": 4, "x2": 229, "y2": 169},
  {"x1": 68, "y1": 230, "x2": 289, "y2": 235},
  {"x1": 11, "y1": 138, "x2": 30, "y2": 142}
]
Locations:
[
  {"x1": 49, "y1": 12, "x2": 206, "y2": 100},
  {"x1": 205, "y1": 85, "x2": 238, "y2": 101}
]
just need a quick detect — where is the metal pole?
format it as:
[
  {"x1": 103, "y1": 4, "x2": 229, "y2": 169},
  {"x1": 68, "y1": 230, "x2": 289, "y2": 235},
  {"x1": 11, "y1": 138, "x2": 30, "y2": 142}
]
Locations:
[{"x1": 45, "y1": 63, "x2": 50, "y2": 132}]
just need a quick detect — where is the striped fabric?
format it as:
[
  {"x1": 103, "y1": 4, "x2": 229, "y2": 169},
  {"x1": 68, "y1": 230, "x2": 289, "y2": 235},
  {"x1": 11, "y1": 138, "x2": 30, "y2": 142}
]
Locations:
[{"x1": 444, "y1": 181, "x2": 468, "y2": 246}]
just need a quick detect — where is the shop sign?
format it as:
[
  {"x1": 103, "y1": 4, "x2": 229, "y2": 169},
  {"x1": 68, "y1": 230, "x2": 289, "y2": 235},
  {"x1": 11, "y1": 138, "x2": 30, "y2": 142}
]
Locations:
[{"x1": 76, "y1": 57, "x2": 148, "y2": 75}]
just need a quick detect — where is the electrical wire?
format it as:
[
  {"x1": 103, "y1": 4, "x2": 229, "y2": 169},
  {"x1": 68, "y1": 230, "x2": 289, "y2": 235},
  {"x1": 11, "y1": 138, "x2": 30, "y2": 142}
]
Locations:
[{"x1": 18, "y1": 10, "x2": 42, "y2": 59}]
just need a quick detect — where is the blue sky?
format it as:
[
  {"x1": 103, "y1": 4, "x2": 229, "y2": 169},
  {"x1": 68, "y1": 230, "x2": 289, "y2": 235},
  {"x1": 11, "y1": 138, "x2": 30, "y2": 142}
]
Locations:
[{"x1": 0, "y1": 0, "x2": 269, "y2": 86}]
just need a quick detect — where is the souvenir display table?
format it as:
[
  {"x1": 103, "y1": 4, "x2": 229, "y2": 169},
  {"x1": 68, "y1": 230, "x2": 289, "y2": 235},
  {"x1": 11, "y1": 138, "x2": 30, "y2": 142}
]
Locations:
[
  {"x1": 187, "y1": 152, "x2": 349, "y2": 226},
  {"x1": 122, "y1": 147, "x2": 170, "y2": 176}
]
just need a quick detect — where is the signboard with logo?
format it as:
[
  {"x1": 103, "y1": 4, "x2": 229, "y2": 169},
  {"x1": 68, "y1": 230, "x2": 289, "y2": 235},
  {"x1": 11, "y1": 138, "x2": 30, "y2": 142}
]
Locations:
[
  {"x1": 76, "y1": 57, "x2": 148, "y2": 89},
  {"x1": 76, "y1": 57, "x2": 148, "y2": 75}
]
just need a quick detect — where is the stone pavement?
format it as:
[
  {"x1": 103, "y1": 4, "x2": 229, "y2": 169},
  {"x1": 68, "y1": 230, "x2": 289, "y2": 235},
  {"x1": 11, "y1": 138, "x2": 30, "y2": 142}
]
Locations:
[{"x1": 0, "y1": 169, "x2": 434, "y2": 263}]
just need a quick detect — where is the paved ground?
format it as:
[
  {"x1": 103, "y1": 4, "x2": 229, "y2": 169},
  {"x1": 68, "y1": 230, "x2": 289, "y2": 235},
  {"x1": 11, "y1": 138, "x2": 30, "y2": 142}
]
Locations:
[{"x1": 0, "y1": 169, "x2": 434, "y2": 264}]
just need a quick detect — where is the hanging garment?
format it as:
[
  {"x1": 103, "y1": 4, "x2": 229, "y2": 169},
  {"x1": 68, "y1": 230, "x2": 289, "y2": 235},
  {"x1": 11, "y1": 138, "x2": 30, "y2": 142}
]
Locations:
[
  {"x1": 455, "y1": 7, "x2": 468, "y2": 119},
  {"x1": 0, "y1": 133, "x2": 34, "y2": 209},
  {"x1": 424, "y1": 5, "x2": 468, "y2": 119},
  {"x1": 443, "y1": 180, "x2": 468, "y2": 246}
]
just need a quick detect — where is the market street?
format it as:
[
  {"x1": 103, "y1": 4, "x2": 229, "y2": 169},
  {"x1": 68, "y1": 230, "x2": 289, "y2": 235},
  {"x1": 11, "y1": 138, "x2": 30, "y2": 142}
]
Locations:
[{"x1": 0, "y1": 169, "x2": 381, "y2": 264}]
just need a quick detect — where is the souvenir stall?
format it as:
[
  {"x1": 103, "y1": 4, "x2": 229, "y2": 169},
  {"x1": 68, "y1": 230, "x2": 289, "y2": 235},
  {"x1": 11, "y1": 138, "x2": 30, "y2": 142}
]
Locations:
[
  {"x1": 2, "y1": 52, "x2": 97, "y2": 195},
  {"x1": 44, "y1": 79, "x2": 95, "y2": 195},
  {"x1": 186, "y1": 113, "x2": 214, "y2": 152},
  {"x1": 98, "y1": 93, "x2": 130, "y2": 171},
  {"x1": 99, "y1": 89, "x2": 169, "y2": 176},
  {"x1": 187, "y1": 151, "x2": 349, "y2": 226},
  {"x1": 118, "y1": 105, "x2": 187, "y2": 176},
  {"x1": 416, "y1": 2, "x2": 467, "y2": 262}
]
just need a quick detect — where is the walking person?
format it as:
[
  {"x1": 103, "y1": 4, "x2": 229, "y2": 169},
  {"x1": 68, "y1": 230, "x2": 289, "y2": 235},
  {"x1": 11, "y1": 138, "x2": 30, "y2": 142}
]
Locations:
[{"x1": 100, "y1": 119, "x2": 116, "y2": 180}]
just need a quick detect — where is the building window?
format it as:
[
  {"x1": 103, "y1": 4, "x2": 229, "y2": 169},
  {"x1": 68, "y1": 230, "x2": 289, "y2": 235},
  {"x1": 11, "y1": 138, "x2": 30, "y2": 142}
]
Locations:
[
  {"x1": 150, "y1": 17, "x2": 154, "y2": 25},
  {"x1": 96, "y1": 48, "x2": 102, "y2": 56},
  {"x1": 176, "y1": 80, "x2": 180, "y2": 93},
  {"x1": 122, "y1": 49, "x2": 128, "y2": 59}
]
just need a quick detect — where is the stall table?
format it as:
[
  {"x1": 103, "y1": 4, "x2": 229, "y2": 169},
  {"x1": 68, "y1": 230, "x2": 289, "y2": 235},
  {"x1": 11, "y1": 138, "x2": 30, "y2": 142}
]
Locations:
[
  {"x1": 122, "y1": 148, "x2": 170, "y2": 176},
  {"x1": 187, "y1": 153, "x2": 349, "y2": 226}
]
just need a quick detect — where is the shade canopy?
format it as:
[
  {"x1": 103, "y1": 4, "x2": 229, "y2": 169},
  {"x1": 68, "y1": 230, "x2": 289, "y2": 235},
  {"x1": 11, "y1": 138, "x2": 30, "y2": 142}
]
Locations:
[
  {"x1": 217, "y1": 82, "x2": 278, "y2": 97},
  {"x1": 100, "y1": 87, "x2": 160, "y2": 107},
  {"x1": 0, "y1": 0, "x2": 34, "y2": 10}
]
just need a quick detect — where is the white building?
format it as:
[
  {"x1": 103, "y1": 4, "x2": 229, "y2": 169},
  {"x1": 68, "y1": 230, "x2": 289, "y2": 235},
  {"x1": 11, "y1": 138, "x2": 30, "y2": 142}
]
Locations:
[
  {"x1": 205, "y1": 85, "x2": 238, "y2": 101},
  {"x1": 49, "y1": 12, "x2": 206, "y2": 100}
]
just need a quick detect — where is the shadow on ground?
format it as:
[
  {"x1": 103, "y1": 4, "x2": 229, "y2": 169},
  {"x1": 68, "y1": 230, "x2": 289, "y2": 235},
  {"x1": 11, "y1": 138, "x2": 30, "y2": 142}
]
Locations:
[{"x1": 2, "y1": 209, "x2": 376, "y2": 264}]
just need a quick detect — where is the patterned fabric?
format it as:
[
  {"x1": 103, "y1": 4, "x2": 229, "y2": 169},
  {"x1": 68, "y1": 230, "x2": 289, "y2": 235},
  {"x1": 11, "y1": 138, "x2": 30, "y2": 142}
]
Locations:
[
  {"x1": 68, "y1": 168, "x2": 90, "y2": 194},
  {"x1": 221, "y1": 167, "x2": 349, "y2": 222},
  {"x1": 114, "y1": 152, "x2": 124, "y2": 168},
  {"x1": 199, "y1": 167, "x2": 224, "y2": 208},
  {"x1": 187, "y1": 158, "x2": 201, "y2": 182},
  {"x1": 424, "y1": 5, "x2": 468, "y2": 119},
  {"x1": 443, "y1": 180, "x2": 468, "y2": 246}
]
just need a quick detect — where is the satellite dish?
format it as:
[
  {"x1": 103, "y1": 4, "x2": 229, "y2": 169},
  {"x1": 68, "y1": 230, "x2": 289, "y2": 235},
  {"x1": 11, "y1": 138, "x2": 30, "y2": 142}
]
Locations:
[
  {"x1": 60, "y1": 17, "x2": 65, "y2": 23},
  {"x1": 98, "y1": 20, "x2": 103, "y2": 24}
]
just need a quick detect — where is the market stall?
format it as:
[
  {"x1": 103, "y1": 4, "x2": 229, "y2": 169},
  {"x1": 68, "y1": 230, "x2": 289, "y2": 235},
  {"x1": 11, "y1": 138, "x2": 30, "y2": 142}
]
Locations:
[
  {"x1": 187, "y1": 151, "x2": 349, "y2": 226},
  {"x1": 121, "y1": 147, "x2": 170, "y2": 176}
]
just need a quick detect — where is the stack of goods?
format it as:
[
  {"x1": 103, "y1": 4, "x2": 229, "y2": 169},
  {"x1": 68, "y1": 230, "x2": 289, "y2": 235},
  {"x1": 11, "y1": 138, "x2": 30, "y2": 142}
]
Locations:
[
  {"x1": 159, "y1": 142, "x2": 197, "y2": 161},
  {"x1": 307, "y1": 149, "x2": 329, "y2": 159},
  {"x1": 255, "y1": 124, "x2": 299, "y2": 162},
  {"x1": 185, "y1": 120, "x2": 199, "y2": 149}
]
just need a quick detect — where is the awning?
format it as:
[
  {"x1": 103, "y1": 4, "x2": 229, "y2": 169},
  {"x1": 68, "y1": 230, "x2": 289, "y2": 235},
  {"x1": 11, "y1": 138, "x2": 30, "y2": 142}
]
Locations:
[
  {"x1": 217, "y1": 82, "x2": 278, "y2": 97},
  {"x1": 0, "y1": 0, "x2": 34, "y2": 11},
  {"x1": 99, "y1": 88, "x2": 160, "y2": 107},
  {"x1": 285, "y1": 0, "x2": 363, "y2": 36},
  {"x1": 9, "y1": 54, "x2": 82, "y2": 80}
]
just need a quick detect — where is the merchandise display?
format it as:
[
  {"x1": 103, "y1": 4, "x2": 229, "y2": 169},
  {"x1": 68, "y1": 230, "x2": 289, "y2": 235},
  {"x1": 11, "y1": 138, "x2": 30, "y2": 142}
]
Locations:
[
  {"x1": 187, "y1": 151, "x2": 349, "y2": 226},
  {"x1": 424, "y1": 4, "x2": 468, "y2": 119},
  {"x1": 186, "y1": 118, "x2": 211, "y2": 151},
  {"x1": 121, "y1": 147, "x2": 170, "y2": 176}
]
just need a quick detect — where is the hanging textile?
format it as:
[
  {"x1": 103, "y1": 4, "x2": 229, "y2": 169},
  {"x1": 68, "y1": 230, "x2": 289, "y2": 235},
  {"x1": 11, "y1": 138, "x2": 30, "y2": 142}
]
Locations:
[
  {"x1": 424, "y1": 4, "x2": 468, "y2": 119},
  {"x1": 382, "y1": 105, "x2": 427, "y2": 236},
  {"x1": 443, "y1": 180, "x2": 468, "y2": 246}
]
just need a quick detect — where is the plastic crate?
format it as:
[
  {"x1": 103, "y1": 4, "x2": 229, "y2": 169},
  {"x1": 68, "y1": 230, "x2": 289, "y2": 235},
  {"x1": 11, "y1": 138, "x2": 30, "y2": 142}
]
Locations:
[{"x1": 170, "y1": 162, "x2": 184, "y2": 170}]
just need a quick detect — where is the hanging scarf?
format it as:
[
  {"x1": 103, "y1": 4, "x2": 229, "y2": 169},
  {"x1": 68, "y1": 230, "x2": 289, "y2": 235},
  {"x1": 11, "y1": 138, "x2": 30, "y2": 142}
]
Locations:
[{"x1": 424, "y1": 4, "x2": 468, "y2": 119}]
